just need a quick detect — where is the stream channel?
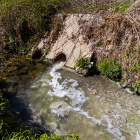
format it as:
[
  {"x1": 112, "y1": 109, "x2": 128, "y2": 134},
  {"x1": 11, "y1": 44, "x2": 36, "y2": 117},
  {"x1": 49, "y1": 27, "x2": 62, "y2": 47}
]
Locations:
[{"x1": 9, "y1": 60, "x2": 140, "y2": 140}]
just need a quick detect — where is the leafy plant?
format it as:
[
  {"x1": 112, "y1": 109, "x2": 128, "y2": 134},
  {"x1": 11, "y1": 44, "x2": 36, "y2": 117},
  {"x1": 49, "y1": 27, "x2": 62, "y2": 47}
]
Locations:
[
  {"x1": 97, "y1": 40, "x2": 103, "y2": 47},
  {"x1": 136, "y1": 80, "x2": 140, "y2": 94},
  {"x1": 97, "y1": 59, "x2": 121, "y2": 79},
  {"x1": 75, "y1": 57, "x2": 90, "y2": 69}
]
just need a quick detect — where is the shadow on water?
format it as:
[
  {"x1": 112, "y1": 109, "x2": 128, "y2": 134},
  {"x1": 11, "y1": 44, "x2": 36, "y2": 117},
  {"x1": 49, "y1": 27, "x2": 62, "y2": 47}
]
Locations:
[
  {"x1": 0, "y1": 53, "x2": 51, "y2": 132},
  {"x1": 9, "y1": 95, "x2": 32, "y2": 122}
]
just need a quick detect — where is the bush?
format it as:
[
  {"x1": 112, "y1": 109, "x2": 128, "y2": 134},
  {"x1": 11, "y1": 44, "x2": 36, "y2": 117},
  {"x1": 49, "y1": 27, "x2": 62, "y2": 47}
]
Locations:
[
  {"x1": 75, "y1": 57, "x2": 90, "y2": 69},
  {"x1": 0, "y1": 0, "x2": 67, "y2": 53},
  {"x1": 97, "y1": 59, "x2": 121, "y2": 79}
]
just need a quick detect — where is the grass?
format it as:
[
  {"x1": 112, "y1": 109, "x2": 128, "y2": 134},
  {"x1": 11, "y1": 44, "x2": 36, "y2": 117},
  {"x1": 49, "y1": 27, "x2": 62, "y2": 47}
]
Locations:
[
  {"x1": 75, "y1": 57, "x2": 90, "y2": 69},
  {"x1": 0, "y1": 0, "x2": 67, "y2": 53},
  {"x1": 69, "y1": 1, "x2": 134, "y2": 13}
]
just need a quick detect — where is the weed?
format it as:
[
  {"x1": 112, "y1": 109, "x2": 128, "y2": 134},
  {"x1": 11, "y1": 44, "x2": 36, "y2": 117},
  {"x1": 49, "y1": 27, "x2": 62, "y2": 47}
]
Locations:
[
  {"x1": 97, "y1": 59, "x2": 121, "y2": 79},
  {"x1": 119, "y1": 2, "x2": 133, "y2": 12},
  {"x1": 0, "y1": 0, "x2": 66, "y2": 53},
  {"x1": 136, "y1": 80, "x2": 140, "y2": 94},
  {"x1": 97, "y1": 40, "x2": 104, "y2": 47},
  {"x1": 75, "y1": 57, "x2": 90, "y2": 69}
]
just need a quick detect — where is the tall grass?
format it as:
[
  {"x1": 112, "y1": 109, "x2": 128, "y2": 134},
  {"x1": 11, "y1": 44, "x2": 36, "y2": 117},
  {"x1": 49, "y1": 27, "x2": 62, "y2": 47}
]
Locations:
[
  {"x1": 0, "y1": 0, "x2": 67, "y2": 53},
  {"x1": 97, "y1": 59, "x2": 121, "y2": 79}
]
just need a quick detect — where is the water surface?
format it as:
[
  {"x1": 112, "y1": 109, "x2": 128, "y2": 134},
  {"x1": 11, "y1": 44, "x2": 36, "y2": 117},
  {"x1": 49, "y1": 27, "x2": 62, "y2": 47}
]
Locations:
[{"x1": 15, "y1": 62, "x2": 140, "y2": 140}]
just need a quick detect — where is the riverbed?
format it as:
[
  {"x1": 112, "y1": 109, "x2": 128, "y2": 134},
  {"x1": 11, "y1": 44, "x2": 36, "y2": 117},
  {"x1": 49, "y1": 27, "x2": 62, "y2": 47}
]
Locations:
[{"x1": 9, "y1": 61, "x2": 140, "y2": 140}]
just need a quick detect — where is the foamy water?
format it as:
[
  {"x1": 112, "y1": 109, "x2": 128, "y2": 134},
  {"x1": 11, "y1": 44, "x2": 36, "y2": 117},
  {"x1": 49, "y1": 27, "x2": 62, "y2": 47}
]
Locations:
[{"x1": 19, "y1": 62, "x2": 140, "y2": 140}]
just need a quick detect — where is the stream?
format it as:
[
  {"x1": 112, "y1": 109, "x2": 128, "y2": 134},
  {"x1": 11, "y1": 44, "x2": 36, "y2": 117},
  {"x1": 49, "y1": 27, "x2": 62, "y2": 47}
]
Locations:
[{"x1": 9, "y1": 61, "x2": 140, "y2": 140}]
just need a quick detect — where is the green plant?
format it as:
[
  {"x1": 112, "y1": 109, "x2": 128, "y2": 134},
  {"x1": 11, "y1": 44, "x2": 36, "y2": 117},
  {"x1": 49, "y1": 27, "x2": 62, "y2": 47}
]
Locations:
[
  {"x1": 119, "y1": 2, "x2": 133, "y2": 12},
  {"x1": 97, "y1": 59, "x2": 109, "y2": 76},
  {"x1": 0, "y1": 0, "x2": 67, "y2": 53},
  {"x1": 75, "y1": 57, "x2": 90, "y2": 69},
  {"x1": 136, "y1": 80, "x2": 140, "y2": 94},
  {"x1": 0, "y1": 90, "x2": 21, "y2": 138},
  {"x1": 97, "y1": 40, "x2": 103, "y2": 47},
  {"x1": 97, "y1": 59, "x2": 121, "y2": 79}
]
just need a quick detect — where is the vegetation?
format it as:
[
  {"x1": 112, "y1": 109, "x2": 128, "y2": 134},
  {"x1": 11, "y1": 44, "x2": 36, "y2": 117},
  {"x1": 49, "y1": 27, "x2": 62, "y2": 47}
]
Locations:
[
  {"x1": 0, "y1": 0, "x2": 67, "y2": 54},
  {"x1": 0, "y1": 0, "x2": 139, "y2": 139},
  {"x1": 136, "y1": 80, "x2": 140, "y2": 94},
  {"x1": 69, "y1": 1, "x2": 134, "y2": 13},
  {"x1": 97, "y1": 59, "x2": 121, "y2": 80},
  {"x1": 75, "y1": 58, "x2": 90, "y2": 69}
]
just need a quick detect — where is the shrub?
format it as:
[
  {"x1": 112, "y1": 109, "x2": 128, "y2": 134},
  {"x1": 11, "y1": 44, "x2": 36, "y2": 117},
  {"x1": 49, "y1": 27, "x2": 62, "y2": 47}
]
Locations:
[
  {"x1": 0, "y1": 0, "x2": 67, "y2": 53},
  {"x1": 75, "y1": 57, "x2": 90, "y2": 69},
  {"x1": 97, "y1": 59, "x2": 121, "y2": 79}
]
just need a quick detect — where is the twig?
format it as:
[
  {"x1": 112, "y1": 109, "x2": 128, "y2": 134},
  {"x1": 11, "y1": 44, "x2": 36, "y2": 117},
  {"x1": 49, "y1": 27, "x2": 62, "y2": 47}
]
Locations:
[{"x1": 126, "y1": 11, "x2": 140, "y2": 26}]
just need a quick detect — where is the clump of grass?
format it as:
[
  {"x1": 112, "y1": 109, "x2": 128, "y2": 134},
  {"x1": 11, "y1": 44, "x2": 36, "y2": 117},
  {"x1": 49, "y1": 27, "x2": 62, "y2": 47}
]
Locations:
[
  {"x1": 97, "y1": 59, "x2": 121, "y2": 79},
  {"x1": 119, "y1": 2, "x2": 133, "y2": 12},
  {"x1": 75, "y1": 57, "x2": 90, "y2": 69},
  {"x1": 97, "y1": 40, "x2": 104, "y2": 47}
]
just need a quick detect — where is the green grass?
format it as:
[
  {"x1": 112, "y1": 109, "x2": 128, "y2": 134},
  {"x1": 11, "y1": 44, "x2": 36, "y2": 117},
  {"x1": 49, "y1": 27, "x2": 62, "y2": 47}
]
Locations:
[
  {"x1": 118, "y1": 2, "x2": 133, "y2": 12},
  {"x1": 97, "y1": 59, "x2": 121, "y2": 80},
  {"x1": 69, "y1": 1, "x2": 134, "y2": 13},
  {"x1": 75, "y1": 57, "x2": 90, "y2": 69},
  {"x1": 0, "y1": 0, "x2": 67, "y2": 53}
]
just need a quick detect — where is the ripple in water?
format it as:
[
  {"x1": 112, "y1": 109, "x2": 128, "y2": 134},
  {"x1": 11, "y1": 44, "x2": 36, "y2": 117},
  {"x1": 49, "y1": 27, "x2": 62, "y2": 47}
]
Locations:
[{"x1": 18, "y1": 61, "x2": 140, "y2": 140}]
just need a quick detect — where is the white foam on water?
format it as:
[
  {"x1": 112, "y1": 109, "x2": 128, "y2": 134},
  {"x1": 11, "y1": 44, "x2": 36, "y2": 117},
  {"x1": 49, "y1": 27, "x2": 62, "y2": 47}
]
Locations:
[
  {"x1": 102, "y1": 115, "x2": 126, "y2": 140},
  {"x1": 25, "y1": 61, "x2": 138, "y2": 140},
  {"x1": 135, "y1": 132, "x2": 140, "y2": 140},
  {"x1": 47, "y1": 62, "x2": 88, "y2": 107}
]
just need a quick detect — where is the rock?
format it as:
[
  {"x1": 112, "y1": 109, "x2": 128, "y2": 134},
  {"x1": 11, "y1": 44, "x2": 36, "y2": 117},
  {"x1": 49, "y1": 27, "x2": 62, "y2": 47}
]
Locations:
[
  {"x1": 82, "y1": 69, "x2": 89, "y2": 76},
  {"x1": 48, "y1": 122, "x2": 58, "y2": 132},
  {"x1": 54, "y1": 129, "x2": 66, "y2": 136},
  {"x1": 41, "y1": 82, "x2": 48, "y2": 87},
  {"x1": 92, "y1": 89, "x2": 98, "y2": 94},
  {"x1": 50, "y1": 101, "x2": 72, "y2": 117},
  {"x1": 32, "y1": 114, "x2": 42, "y2": 125},
  {"x1": 122, "y1": 81, "x2": 129, "y2": 88},
  {"x1": 137, "y1": 109, "x2": 140, "y2": 115},
  {"x1": 75, "y1": 67, "x2": 89, "y2": 76},
  {"x1": 37, "y1": 40, "x2": 44, "y2": 49},
  {"x1": 75, "y1": 67, "x2": 80, "y2": 73},
  {"x1": 84, "y1": 53, "x2": 92, "y2": 61},
  {"x1": 88, "y1": 62, "x2": 94, "y2": 69},
  {"x1": 86, "y1": 42, "x2": 94, "y2": 52},
  {"x1": 106, "y1": 45, "x2": 113, "y2": 50}
]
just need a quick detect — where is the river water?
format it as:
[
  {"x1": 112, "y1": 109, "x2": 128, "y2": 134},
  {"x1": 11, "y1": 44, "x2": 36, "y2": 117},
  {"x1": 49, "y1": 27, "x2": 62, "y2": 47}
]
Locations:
[{"x1": 13, "y1": 61, "x2": 140, "y2": 140}]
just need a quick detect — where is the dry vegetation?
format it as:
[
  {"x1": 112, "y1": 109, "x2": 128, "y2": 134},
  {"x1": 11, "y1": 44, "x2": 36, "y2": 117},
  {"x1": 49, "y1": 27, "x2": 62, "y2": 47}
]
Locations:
[{"x1": 81, "y1": 1, "x2": 140, "y2": 90}]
